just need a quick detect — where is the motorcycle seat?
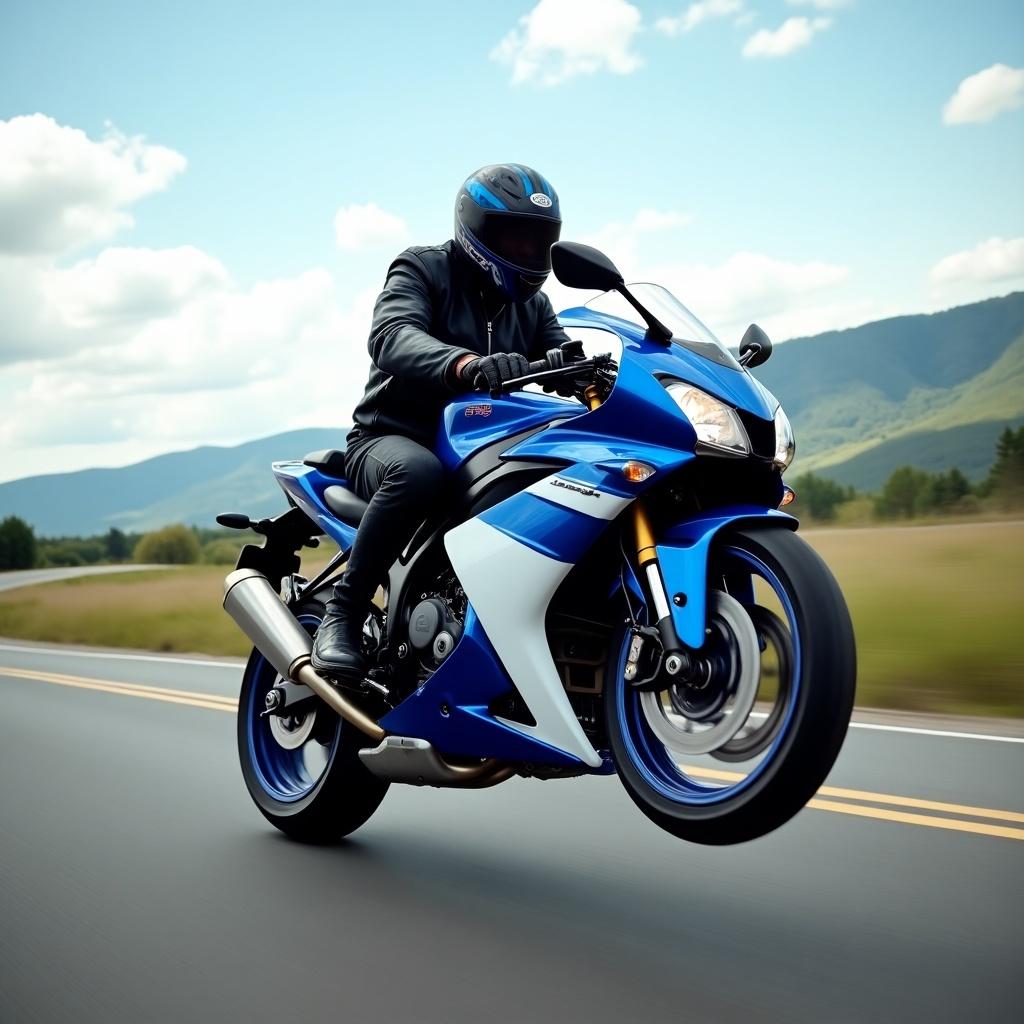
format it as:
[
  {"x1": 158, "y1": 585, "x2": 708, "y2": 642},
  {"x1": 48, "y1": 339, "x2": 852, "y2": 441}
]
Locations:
[
  {"x1": 303, "y1": 448, "x2": 347, "y2": 477},
  {"x1": 323, "y1": 485, "x2": 368, "y2": 527}
]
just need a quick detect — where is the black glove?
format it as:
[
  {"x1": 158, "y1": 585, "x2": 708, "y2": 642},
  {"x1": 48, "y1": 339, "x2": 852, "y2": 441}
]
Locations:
[
  {"x1": 461, "y1": 352, "x2": 530, "y2": 394},
  {"x1": 541, "y1": 343, "x2": 584, "y2": 398},
  {"x1": 542, "y1": 376, "x2": 580, "y2": 399}
]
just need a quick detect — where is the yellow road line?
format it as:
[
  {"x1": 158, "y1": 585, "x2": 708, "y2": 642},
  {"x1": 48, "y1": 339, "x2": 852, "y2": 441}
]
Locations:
[
  {"x1": 4, "y1": 663, "x2": 1023, "y2": 840},
  {"x1": 682, "y1": 763, "x2": 1024, "y2": 825},
  {"x1": 817, "y1": 784, "x2": 1024, "y2": 824},
  {"x1": 805, "y1": 798, "x2": 1024, "y2": 841},
  {"x1": 0, "y1": 665, "x2": 237, "y2": 713}
]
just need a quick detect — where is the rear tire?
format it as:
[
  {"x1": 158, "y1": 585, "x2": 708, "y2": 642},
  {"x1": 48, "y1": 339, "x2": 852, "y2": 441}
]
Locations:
[
  {"x1": 607, "y1": 527, "x2": 855, "y2": 845},
  {"x1": 237, "y1": 600, "x2": 388, "y2": 843}
]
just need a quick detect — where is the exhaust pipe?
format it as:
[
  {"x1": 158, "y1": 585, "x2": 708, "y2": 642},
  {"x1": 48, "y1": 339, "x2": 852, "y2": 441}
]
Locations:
[{"x1": 223, "y1": 568, "x2": 384, "y2": 742}]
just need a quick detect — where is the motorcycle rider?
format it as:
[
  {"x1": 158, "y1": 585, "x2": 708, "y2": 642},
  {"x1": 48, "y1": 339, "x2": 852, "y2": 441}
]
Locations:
[{"x1": 311, "y1": 164, "x2": 569, "y2": 679}]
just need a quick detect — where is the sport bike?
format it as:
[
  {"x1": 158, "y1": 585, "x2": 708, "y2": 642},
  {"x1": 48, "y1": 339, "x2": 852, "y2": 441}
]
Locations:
[{"x1": 220, "y1": 241, "x2": 856, "y2": 845}]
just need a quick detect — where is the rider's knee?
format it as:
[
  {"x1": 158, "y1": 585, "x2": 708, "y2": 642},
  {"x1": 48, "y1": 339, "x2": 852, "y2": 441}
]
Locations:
[{"x1": 392, "y1": 448, "x2": 444, "y2": 501}]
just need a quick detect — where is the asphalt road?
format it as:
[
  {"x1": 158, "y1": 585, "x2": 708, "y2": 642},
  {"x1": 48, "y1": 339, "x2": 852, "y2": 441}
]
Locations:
[{"x1": 1, "y1": 642, "x2": 1021, "y2": 1023}]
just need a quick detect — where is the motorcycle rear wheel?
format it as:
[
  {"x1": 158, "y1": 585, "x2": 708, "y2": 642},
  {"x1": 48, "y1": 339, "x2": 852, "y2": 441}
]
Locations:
[
  {"x1": 237, "y1": 600, "x2": 388, "y2": 843},
  {"x1": 606, "y1": 527, "x2": 856, "y2": 845}
]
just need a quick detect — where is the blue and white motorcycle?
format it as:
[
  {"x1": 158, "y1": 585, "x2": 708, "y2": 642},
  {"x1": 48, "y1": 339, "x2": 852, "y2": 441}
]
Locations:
[{"x1": 220, "y1": 242, "x2": 856, "y2": 846}]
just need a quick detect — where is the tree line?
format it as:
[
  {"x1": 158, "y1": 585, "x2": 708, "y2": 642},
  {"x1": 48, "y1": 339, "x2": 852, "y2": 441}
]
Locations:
[
  {"x1": 791, "y1": 425, "x2": 1024, "y2": 521},
  {"x1": 0, "y1": 521, "x2": 247, "y2": 571}
]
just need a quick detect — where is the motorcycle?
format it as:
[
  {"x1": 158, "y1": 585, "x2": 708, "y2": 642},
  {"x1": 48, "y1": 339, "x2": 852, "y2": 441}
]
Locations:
[{"x1": 219, "y1": 241, "x2": 856, "y2": 846}]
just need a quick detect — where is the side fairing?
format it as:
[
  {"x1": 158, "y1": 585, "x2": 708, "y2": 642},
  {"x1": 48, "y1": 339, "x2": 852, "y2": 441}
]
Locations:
[{"x1": 382, "y1": 463, "x2": 639, "y2": 768}]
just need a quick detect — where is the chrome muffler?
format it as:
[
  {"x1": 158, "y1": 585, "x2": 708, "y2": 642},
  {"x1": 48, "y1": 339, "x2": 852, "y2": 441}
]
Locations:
[{"x1": 222, "y1": 568, "x2": 384, "y2": 742}]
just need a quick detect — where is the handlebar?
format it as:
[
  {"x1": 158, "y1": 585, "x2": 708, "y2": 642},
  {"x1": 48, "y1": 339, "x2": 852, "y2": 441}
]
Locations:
[{"x1": 475, "y1": 349, "x2": 617, "y2": 398}]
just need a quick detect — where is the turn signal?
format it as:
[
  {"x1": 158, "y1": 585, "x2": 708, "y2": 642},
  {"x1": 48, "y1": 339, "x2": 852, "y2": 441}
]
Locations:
[
  {"x1": 780, "y1": 486, "x2": 796, "y2": 508},
  {"x1": 622, "y1": 461, "x2": 655, "y2": 483}
]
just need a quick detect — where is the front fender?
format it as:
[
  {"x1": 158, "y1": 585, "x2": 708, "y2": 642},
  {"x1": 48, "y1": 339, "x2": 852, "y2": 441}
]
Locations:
[{"x1": 656, "y1": 506, "x2": 797, "y2": 649}]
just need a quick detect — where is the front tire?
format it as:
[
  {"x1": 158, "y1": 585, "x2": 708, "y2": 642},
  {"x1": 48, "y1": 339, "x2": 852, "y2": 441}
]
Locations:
[
  {"x1": 607, "y1": 527, "x2": 855, "y2": 845},
  {"x1": 237, "y1": 601, "x2": 388, "y2": 843}
]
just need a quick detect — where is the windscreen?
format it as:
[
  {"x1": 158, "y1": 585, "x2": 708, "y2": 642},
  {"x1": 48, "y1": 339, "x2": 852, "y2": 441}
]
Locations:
[{"x1": 586, "y1": 283, "x2": 741, "y2": 370}]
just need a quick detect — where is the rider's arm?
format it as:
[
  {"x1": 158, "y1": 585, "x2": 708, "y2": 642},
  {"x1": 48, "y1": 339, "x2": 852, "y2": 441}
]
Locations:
[{"x1": 368, "y1": 251, "x2": 475, "y2": 392}]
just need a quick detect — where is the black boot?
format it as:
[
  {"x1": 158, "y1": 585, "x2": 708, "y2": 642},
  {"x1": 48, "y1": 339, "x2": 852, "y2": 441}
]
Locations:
[{"x1": 311, "y1": 588, "x2": 369, "y2": 681}]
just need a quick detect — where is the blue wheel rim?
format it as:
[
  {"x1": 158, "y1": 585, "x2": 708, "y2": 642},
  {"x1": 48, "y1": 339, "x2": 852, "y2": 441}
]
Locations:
[
  {"x1": 245, "y1": 613, "x2": 341, "y2": 803},
  {"x1": 615, "y1": 545, "x2": 802, "y2": 805}
]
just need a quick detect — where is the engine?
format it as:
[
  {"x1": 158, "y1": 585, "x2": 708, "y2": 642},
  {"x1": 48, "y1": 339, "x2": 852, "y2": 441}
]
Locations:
[{"x1": 406, "y1": 572, "x2": 466, "y2": 670}]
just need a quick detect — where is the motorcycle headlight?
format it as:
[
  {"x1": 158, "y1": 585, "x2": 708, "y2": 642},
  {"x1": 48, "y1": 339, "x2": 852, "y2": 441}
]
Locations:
[
  {"x1": 773, "y1": 405, "x2": 796, "y2": 470},
  {"x1": 665, "y1": 382, "x2": 751, "y2": 457}
]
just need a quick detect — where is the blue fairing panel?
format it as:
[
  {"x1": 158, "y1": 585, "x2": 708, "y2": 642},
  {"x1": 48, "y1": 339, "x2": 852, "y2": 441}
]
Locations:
[
  {"x1": 478, "y1": 491, "x2": 607, "y2": 563},
  {"x1": 379, "y1": 607, "x2": 584, "y2": 767},
  {"x1": 503, "y1": 351, "x2": 698, "y2": 474},
  {"x1": 435, "y1": 392, "x2": 578, "y2": 472},
  {"x1": 655, "y1": 507, "x2": 797, "y2": 649},
  {"x1": 271, "y1": 461, "x2": 358, "y2": 551}
]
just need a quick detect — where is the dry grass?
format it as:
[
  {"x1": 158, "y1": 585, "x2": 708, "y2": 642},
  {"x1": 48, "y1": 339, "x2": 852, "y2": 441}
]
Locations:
[
  {"x1": 804, "y1": 521, "x2": 1023, "y2": 717},
  {"x1": 1, "y1": 523, "x2": 1021, "y2": 716},
  {"x1": 0, "y1": 568, "x2": 250, "y2": 656}
]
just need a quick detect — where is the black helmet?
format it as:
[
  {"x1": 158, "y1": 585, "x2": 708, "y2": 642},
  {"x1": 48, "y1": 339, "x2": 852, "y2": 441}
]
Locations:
[{"x1": 454, "y1": 164, "x2": 562, "y2": 303}]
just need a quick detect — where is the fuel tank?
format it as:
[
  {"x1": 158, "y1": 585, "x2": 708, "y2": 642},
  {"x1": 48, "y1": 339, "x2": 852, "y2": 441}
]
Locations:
[{"x1": 435, "y1": 392, "x2": 578, "y2": 472}]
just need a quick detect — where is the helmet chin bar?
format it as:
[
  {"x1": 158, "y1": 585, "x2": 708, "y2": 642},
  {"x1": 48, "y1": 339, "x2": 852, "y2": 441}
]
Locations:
[{"x1": 455, "y1": 222, "x2": 550, "y2": 303}]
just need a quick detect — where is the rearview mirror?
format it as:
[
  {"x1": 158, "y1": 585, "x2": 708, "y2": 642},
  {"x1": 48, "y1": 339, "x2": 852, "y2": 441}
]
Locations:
[
  {"x1": 551, "y1": 241, "x2": 624, "y2": 292},
  {"x1": 739, "y1": 324, "x2": 772, "y2": 368}
]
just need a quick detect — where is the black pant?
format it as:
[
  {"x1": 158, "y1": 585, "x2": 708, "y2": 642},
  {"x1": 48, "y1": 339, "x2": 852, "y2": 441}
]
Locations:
[{"x1": 330, "y1": 432, "x2": 444, "y2": 611}]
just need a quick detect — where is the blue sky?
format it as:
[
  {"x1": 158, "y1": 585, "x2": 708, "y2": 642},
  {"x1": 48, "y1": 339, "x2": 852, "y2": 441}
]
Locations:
[{"x1": 1, "y1": 0, "x2": 1023, "y2": 483}]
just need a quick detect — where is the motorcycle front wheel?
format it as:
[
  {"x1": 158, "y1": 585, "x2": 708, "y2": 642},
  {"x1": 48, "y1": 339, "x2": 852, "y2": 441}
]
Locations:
[
  {"x1": 237, "y1": 600, "x2": 388, "y2": 843},
  {"x1": 606, "y1": 527, "x2": 856, "y2": 845}
]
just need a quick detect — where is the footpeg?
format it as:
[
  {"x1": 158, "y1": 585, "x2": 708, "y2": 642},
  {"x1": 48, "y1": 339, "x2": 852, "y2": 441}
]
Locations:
[{"x1": 328, "y1": 673, "x2": 391, "y2": 702}]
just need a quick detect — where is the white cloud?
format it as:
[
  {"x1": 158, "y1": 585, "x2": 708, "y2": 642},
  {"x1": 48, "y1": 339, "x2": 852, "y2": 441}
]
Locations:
[
  {"x1": 942, "y1": 64, "x2": 1024, "y2": 125},
  {"x1": 930, "y1": 237, "x2": 1024, "y2": 286},
  {"x1": 580, "y1": 208, "x2": 691, "y2": 269},
  {"x1": 655, "y1": 0, "x2": 742, "y2": 37},
  {"x1": 641, "y1": 250, "x2": 850, "y2": 341},
  {"x1": 0, "y1": 247, "x2": 229, "y2": 365},
  {"x1": 742, "y1": 16, "x2": 830, "y2": 58},
  {"x1": 333, "y1": 202, "x2": 410, "y2": 251},
  {"x1": 0, "y1": 114, "x2": 186, "y2": 255},
  {"x1": 490, "y1": 0, "x2": 642, "y2": 87},
  {"x1": 547, "y1": 205, "x2": 854, "y2": 340},
  {"x1": 785, "y1": 0, "x2": 849, "y2": 9},
  {"x1": 0, "y1": 266, "x2": 375, "y2": 473},
  {"x1": 0, "y1": 114, "x2": 383, "y2": 483},
  {"x1": 52, "y1": 246, "x2": 228, "y2": 328}
]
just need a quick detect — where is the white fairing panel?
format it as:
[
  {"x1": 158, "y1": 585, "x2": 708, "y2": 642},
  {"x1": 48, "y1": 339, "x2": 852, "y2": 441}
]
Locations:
[{"x1": 444, "y1": 517, "x2": 604, "y2": 768}]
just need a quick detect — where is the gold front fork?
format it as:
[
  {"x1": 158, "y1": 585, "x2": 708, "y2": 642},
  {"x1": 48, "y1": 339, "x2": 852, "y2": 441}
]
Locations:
[
  {"x1": 583, "y1": 384, "x2": 604, "y2": 411},
  {"x1": 584, "y1": 383, "x2": 658, "y2": 574},
  {"x1": 586, "y1": 380, "x2": 683, "y2": 653},
  {"x1": 633, "y1": 502, "x2": 657, "y2": 570}
]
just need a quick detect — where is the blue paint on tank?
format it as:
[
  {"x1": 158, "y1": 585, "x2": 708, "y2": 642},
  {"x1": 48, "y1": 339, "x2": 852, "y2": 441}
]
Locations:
[{"x1": 435, "y1": 391, "x2": 578, "y2": 471}]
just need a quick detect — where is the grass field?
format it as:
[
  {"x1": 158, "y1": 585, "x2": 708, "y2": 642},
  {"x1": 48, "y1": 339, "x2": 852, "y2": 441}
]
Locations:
[{"x1": 1, "y1": 522, "x2": 1021, "y2": 717}]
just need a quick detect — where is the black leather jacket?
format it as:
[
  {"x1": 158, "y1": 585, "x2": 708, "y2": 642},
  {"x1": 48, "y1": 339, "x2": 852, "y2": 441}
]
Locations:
[{"x1": 348, "y1": 239, "x2": 569, "y2": 447}]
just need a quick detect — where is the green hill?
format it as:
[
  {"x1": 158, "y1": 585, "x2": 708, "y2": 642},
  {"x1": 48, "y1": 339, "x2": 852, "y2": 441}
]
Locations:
[
  {"x1": 755, "y1": 292, "x2": 1024, "y2": 486},
  {"x1": 0, "y1": 428, "x2": 346, "y2": 537},
  {"x1": 807, "y1": 418, "x2": 1024, "y2": 492}
]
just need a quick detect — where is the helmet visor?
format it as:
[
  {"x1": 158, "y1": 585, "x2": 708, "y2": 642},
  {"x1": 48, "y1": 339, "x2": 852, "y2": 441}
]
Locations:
[{"x1": 475, "y1": 212, "x2": 562, "y2": 274}]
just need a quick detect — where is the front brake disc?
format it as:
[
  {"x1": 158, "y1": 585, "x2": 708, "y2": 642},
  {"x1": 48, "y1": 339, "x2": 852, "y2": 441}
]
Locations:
[{"x1": 638, "y1": 591, "x2": 760, "y2": 757}]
